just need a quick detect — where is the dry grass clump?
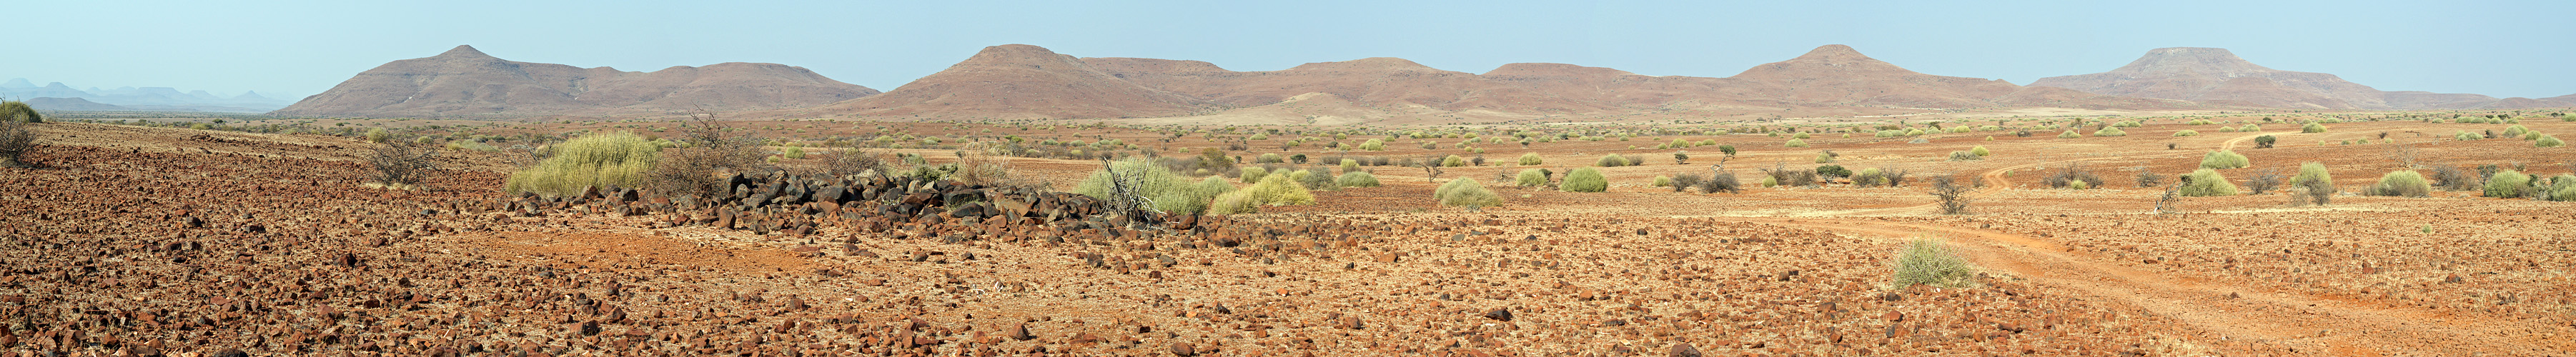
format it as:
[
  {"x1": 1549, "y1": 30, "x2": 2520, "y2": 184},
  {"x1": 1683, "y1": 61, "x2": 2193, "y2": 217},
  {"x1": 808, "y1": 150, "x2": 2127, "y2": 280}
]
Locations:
[
  {"x1": 1891, "y1": 238, "x2": 1977, "y2": 288},
  {"x1": 367, "y1": 144, "x2": 440, "y2": 187},
  {"x1": 505, "y1": 131, "x2": 660, "y2": 197}
]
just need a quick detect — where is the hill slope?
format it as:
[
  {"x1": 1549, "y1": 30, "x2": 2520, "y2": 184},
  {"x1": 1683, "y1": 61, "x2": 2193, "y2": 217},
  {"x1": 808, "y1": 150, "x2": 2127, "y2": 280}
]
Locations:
[
  {"x1": 2030, "y1": 47, "x2": 2543, "y2": 109},
  {"x1": 806, "y1": 44, "x2": 1207, "y2": 119},
  {"x1": 272, "y1": 46, "x2": 876, "y2": 118}
]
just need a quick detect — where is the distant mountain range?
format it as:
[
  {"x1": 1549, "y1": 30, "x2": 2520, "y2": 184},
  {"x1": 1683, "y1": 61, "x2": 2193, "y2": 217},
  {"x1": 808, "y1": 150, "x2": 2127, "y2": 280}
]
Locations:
[
  {"x1": 2031, "y1": 48, "x2": 2575, "y2": 110},
  {"x1": 3, "y1": 78, "x2": 292, "y2": 113},
  {"x1": 252, "y1": 44, "x2": 2576, "y2": 121},
  {"x1": 269, "y1": 46, "x2": 878, "y2": 118}
]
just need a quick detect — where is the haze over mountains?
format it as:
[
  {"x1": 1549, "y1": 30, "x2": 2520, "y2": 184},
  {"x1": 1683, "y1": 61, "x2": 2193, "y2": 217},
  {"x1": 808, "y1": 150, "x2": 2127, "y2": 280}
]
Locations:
[
  {"x1": 267, "y1": 44, "x2": 2573, "y2": 121},
  {"x1": 3, "y1": 78, "x2": 291, "y2": 113},
  {"x1": 269, "y1": 46, "x2": 879, "y2": 118},
  {"x1": 2031, "y1": 47, "x2": 2576, "y2": 110}
]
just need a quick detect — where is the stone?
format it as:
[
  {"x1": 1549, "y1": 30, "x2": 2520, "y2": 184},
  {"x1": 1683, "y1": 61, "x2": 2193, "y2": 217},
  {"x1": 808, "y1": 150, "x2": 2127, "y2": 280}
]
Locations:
[
  {"x1": 1071, "y1": 333, "x2": 1104, "y2": 344},
  {"x1": 1169, "y1": 341, "x2": 1197, "y2": 356},
  {"x1": 1010, "y1": 323, "x2": 1035, "y2": 341},
  {"x1": 1482, "y1": 308, "x2": 1512, "y2": 322},
  {"x1": 1669, "y1": 343, "x2": 1702, "y2": 357}
]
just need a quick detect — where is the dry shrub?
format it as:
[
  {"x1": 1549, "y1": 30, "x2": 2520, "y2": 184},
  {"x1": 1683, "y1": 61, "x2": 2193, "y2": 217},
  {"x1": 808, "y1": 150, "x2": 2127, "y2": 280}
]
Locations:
[
  {"x1": 1668, "y1": 173, "x2": 1703, "y2": 192},
  {"x1": 2428, "y1": 165, "x2": 2479, "y2": 191},
  {"x1": 645, "y1": 113, "x2": 767, "y2": 199},
  {"x1": 1931, "y1": 176, "x2": 1972, "y2": 215},
  {"x1": 2041, "y1": 163, "x2": 2104, "y2": 189},
  {"x1": 2241, "y1": 168, "x2": 2285, "y2": 194},
  {"x1": 1891, "y1": 238, "x2": 1976, "y2": 288},
  {"x1": 1760, "y1": 164, "x2": 1818, "y2": 188},
  {"x1": 1698, "y1": 171, "x2": 1743, "y2": 193},
  {"x1": 0, "y1": 118, "x2": 34, "y2": 168},
  {"x1": 367, "y1": 144, "x2": 440, "y2": 187}
]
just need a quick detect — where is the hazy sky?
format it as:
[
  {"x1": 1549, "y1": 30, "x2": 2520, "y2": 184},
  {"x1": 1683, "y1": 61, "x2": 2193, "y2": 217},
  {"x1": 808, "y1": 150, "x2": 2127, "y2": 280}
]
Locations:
[{"x1": 13, "y1": 0, "x2": 2572, "y2": 101}]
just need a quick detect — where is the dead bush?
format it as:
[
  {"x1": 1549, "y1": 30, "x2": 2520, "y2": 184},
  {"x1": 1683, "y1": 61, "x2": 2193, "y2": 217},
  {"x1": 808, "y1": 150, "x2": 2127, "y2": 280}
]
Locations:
[
  {"x1": 1760, "y1": 164, "x2": 1819, "y2": 188},
  {"x1": 2040, "y1": 163, "x2": 2104, "y2": 188},
  {"x1": 366, "y1": 144, "x2": 441, "y2": 187},
  {"x1": 1668, "y1": 173, "x2": 1704, "y2": 193},
  {"x1": 2429, "y1": 165, "x2": 2479, "y2": 191},
  {"x1": 645, "y1": 111, "x2": 768, "y2": 200},
  {"x1": 2132, "y1": 166, "x2": 2162, "y2": 187},
  {"x1": 824, "y1": 146, "x2": 888, "y2": 178},
  {"x1": 1931, "y1": 175, "x2": 1973, "y2": 214},
  {"x1": 2242, "y1": 168, "x2": 2285, "y2": 194},
  {"x1": 0, "y1": 118, "x2": 34, "y2": 169},
  {"x1": 1698, "y1": 171, "x2": 1743, "y2": 193}
]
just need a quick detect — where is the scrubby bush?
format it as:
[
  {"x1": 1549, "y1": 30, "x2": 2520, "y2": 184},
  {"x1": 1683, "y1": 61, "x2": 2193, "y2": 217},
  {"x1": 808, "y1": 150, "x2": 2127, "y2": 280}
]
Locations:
[
  {"x1": 1813, "y1": 165, "x2": 1851, "y2": 181},
  {"x1": 367, "y1": 144, "x2": 441, "y2": 188},
  {"x1": 1594, "y1": 154, "x2": 1643, "y2": 167},
  {"x1": 1340, "y1": 159, "x2": 1362, "y2": 174},
  {"x1": 1891, "y1": 238, "x2": 1976, "y2": 288},
  {"x1": 2485, "y1": 169, "x2": 2532, "y2": 198},
  {"x1": 1335, "y1": 171, "x2": 1381, "y2": 188},
  {"x1": 2290, "y1": 162, "x2": 2333, "y2": 194},
  {"x1": 1969, "y1": 146, "x2": 1990, "y2": 156},
  {"x1": 1784, "y1": 139, "x2": 1809, "y2": 147},
  {"x1": 2548, "y1": 174, "x2": 2576, "y2": 201},
  {"x1": 1852, "y1": 167, "x2": 1908, "y2": 188},
  {"x1": 2094, "y1": 126, "x2": 2127, "y2": 136},
  {"x1": 2241, "y1": 168, "x2": 2285, "y2": 194},
  {"x1": 781, "y1": 146, "x2": 806, "y2": 159},
  {"x1": 2429, "y1": 165, "x2": 2478, "y2": 191},
  {"x1": 1698, "y1": 171, "x2": 1743, "y2": 193},
  {"x1": 2041, "y1": 163, "x2": 2103, "y2": 189},
  {"x1": 2537, "y1": 134, "x2": 2565, "y2": 148},
  {"x1": 1435, "y1": 178, "x2": 1502, "y2": 208},
  {"x1": 2199, "y1": 150, "x2": 2249, "y2": 169},
  {"x1": 2173, "y1": 130, "x2": 2199, "y2": 137},
  {"x1": 1239, "y1": 166, "x2": 1269, "y2": 183},
  {"x1": 505, "y1": 131, "x2": 661, "y2": 197},
  {"x1": 1257, "y1": 153, "x2": 1284, "y2": 164},
  {"x1": 2252, "y1": 135, "x2": 2277, "y2": 149},
  {"x1": 1718, "y1": 145, "x2": 1738, "y2": 156},
  {"x1": 1931, "y1": 176, "x2": 1973, "y2": 214},
  {"x1": 365, "y1": 128, "x2": 392, "y2": 143},
  {"x1": 1650, "y1": 175, "x2": 1672, "y2": 187},
  {"x1": 2454, "y1": 131, "x2": 2481, "y2": 141},
  {"x1": 0, "y1": 118, "x2": 36, "y2": 168},
  {"x1": 1761, "y1": 164, "x2": 1818, "y2": 188},
  {"x1": 1947, "y1": 151, "x2": 1981, "y2": 161},
  {"x1": 2057, "y1": 130, "x2": 2081, "y2": 139},
  {"x1": 2301, "y1": 122, "x2": 2328, "y2": 133},
  {"x1": 1515, "y1": 169, "x2": 1548, "y2": 187},
  {"x1": 1517, "y1": 152, "x2": 1543, "y2": 166},
  {"x1": 1668, "y1": 173, "x2": 1703, "y2": 192},
  {"x1": 1292, "y1": 169, "x2": 1338, "y2": 191},
  {"x1": 2178, "y1": 169, "x2": 2239, "y2": 196},
  {"x1": 1359, "y1": 139, "x2": 1387, "y2": 151},
  {"x1": 1562, "y1": 168, "x2": 1607, "y2": 192},
  {"x1": 1813, "y1": 151, "x2": 1836, "y2": 164},
  {"x1": 0, "y1": 101, "x2": 41, "y2": 124},
  {"x1": 1075, "y1": 159, "x2": 1232, "y2": 214}
]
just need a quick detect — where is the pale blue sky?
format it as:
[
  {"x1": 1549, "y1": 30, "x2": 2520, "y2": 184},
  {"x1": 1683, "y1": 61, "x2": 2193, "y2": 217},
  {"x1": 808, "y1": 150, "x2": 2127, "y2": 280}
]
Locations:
[{"x1": 12, "y1": 0, "x2": 2571, "y2": 101}]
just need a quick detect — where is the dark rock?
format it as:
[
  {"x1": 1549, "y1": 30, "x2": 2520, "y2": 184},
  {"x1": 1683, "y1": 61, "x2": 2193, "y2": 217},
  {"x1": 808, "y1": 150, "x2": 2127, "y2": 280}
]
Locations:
[
  {"x1": 1482, "y1": 308, "x2": 1512, "y2": 322},
  {"x1": 1670, "y1": 343, "x2": 1702, "y2": 357},
  {"x1": 1170, "y1": 341, "x2": 1197, "y2": 356}
]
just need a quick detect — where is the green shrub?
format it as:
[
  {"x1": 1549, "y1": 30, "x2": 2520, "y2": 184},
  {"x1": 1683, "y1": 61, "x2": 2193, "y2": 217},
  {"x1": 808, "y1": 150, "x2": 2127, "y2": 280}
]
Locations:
[
  {"x1": 1295, "y1": 169, "x2": 1339, "y2": 191},
  {"x1": 1442, "y1": 155, "x2": 1467, "y2": 167},
  {"x1": 2503, "y1": 125, "x2": 2529, "y2": 138},
  {"x1": 2094, "y1": 126, "x2": 2126, "y2": 136},
  {"x1": 2177, "y1": 169, "x2": 2239, "y2": 196},
  {"x1": 1891, "y1": 238, "x2": 1976, "y2": 288},
  {"x1": 1947, "y1": 151, "x2": 1981, "y2": 161},
  {"x1": 2199, "y1": 150, "x2": 2249, "y2": 169},
  {"x1": 2057, "y1": 130, "x2": 2081, "y2": 139},
  {"x1": 1359, "y1": 139, "x2": 1387, "y2": 151},
  {"x1": 1904, "y1": 129, "x2": 1926, "y2": 136},
  {"x1": 364, "y1": 128, "x2": 392, "y2": 143},
  {"x1": 1257, "y1": 153, "x2": 1283, "y2": 164},
  {"x1": 2454, "y1": 131, "x2": 2481, "y2": 141},
  {"x1": 1517, "y1": 152, "x2": 1543, "y2": 166},
  {"x1": 2219, "y1": 126, "x2": 2239, "y2": 133},
  {"x1": 1209, "y1": 174, "x2": 1318, "y2": 215},
  {"x1": 2485, "y1": 169, "x2": 2531, "y2": 198},
  {"x1": 1562, "y1": 168, "x2": 1607, "y2": 192},
  {"x1": 2173, "y1": 130, "x2": 2199, "y2": 137},
  {"x1": 1435, "y1": 178, "x2": 1502, "y2": 208},
  {"x1": 0, "y1": 101, "x2": 40, "y2": 123},
  {"x1": 2290, "y1": 161, "x2": 2334, "y2": 195},
  {"x1": 2301, "y1": 122, "x2": 2327, "y2": 133},
  {"x1": 1074, "y1": 159, "x2": 1228, "y2": 214},
  {"x1": 1595, "y1": 154, "x2": 1632, "y2": 167},
  {"x1": 1336, "y1": 171, "x2": 1381, "y2": 188},
  {"x1": 1813, "y1": 151, "x2": 1835, "y2": 164},
  {"x1": 1239, "y1": 166, "x2": 1269, "y2": 183},
  {"x1": 1651, "y1": 175, "x2": 1673, "y2": 187},
  {"x1": 2537, "y1": 134, "x2": 2565, "y2": 148},
  {"x1": 1784, "y1": 139, "x2": 1809, "y2": 147},
  {"x1": 445, "y1": 140, "x2": 500, "y2": 152},
  {"x1": 2548, "y1": 174, "x2": 2576, "y2": 201},
  {"x1": 1969, "y1": 146, "x2": 1990, "y2": 156},
  {"x1": 781, "y1": 146, "x2": 806, "y2": 159},
  {"x1": 1515, "y1": 169, "x2": 1548, "y2": 187},
  {"x1": 504, "y1": 131, "x2": 661, "y2": 197},
  {"x1": 1340, "y1": 159, "x2": 1362, "y2": 174}
]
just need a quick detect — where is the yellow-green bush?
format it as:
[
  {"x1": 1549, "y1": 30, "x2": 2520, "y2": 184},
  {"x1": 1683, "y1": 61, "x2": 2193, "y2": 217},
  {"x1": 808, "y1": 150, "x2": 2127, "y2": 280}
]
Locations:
[
  {"x1": 2199, "y1": 150, "x2": 2249, "y2": 169},
  {"x1": 505, "y1": 131, "x2": 661, "y2": 197},
  {"x1": 2485, "y1": 169, "x2": 2531, "y2": 198},
  {"x1": 1336, "y1": 171, "x2": 1380, "y2": 188},
  {"x1": 1442, "y1": 155, "x2": 1467, "y2": 167},
  {"x1": 1562, "y1": 168, "x2": 1607, "y2": 192},
  {"x1": 1785, "y1": 139, "x2": 1809, "y2": 147},
  {"x1": 1209, "y1": 175, "x2": 1316, "y2": 214},
  {"x1": 1518, "y1": 152, "x2": 1543, "y2": 166},
  {"x1": 1435, "y1": 178, "x2": 1501, "y2": 208},
  {"x1": 2177, "y1": 169, "x2": 2238, "y2": 196},
  {"x1": 1969, "y1": 146, "x2": 1990, "y2": 156},
  {"x1": 1515, "y1": 169, "x2": 1547, "y2": 187},
  {"x1": 1239, "y1": 166, "x2": 1269, "y2": 183},
  {"x1": 2367, "y1": 170, "x2": 2430, "y2": 197}
]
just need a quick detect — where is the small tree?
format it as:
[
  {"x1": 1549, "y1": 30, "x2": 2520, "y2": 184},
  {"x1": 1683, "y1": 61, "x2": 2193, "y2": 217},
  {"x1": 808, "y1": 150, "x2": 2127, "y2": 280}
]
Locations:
[
  {"x1": 2253, "y1": 135, "x2": 2277, "y2": 149},
  {"x1": 1718, "y1": 145, "x2": 1738, "y2": 157},
  {"x1": 1931, "y1": 176, "x2": 1973, "y2": 215},
  {"x1": 2133, "y1": 166, "x2": 2162, "y2": 187}
]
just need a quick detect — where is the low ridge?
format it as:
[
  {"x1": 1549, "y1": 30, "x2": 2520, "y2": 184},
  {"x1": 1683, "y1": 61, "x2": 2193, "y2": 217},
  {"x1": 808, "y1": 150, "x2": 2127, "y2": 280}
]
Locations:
[{"x1": 271, "y1": 45, "x2": 877, "y2": 118}]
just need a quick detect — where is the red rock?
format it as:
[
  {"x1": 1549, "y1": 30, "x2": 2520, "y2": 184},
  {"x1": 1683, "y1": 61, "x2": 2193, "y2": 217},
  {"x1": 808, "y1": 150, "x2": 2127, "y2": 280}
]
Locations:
[
  {"x1": 1669, "y1": 343, "x2": 1701, "y2": 357},
  {"x1": 1071, "y1": 333, "x2": 1104, "y2": 344},
  {"x1": 1010, "y1": 323, "x2": 1035, "y2": 341},
  {"x1": 1170, "y1": 341, "x2": 1197, "y2": 356}
]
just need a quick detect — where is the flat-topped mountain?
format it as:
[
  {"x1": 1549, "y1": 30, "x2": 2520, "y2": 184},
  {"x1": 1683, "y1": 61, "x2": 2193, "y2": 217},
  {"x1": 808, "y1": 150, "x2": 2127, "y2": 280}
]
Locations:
[{"x1": 271, "y1": 46, "x2": 877, "y2": 118}]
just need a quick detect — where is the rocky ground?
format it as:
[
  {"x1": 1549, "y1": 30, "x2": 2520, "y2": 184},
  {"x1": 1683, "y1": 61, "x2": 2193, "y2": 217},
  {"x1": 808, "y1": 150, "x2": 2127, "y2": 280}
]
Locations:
[{"x1": 6, "y1": 120, "x2": 2573, "y2": 356}]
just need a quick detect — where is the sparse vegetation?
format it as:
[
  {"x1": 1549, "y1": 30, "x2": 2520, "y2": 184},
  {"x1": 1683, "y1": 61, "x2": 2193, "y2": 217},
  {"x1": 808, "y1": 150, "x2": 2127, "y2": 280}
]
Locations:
[
  {"x1": 0, "y1": 101, "x2": 41, "y2": 124},
  {"x1": 1239, "y1": 166, "x2": 1269, "y2": 183},
  {"x1": 1335, "y1": 171, "x2": 1381, "y2": 188},
  {"x1": 2041, "y1": 163, "x2": 2104, "y2": 189},
  {"x1": 2173, "y1": 130, "x2": 2199, "y2": 137},
  {"x1": 2429, "y1": 165, "x2": 2479, "y2": 191},
  {"x1": 1562, "y1": 168, "x2": 1607, "y2": 192},
  {"x1": 644, "y1": 114, "x2": 768, "y2": 199},
  {"x1": 365, "y1": 144, "x2": 441, "y2": 188}
]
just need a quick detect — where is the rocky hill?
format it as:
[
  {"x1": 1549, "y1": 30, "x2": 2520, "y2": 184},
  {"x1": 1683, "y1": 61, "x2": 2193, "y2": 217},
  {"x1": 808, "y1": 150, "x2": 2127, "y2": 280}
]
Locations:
[
  {"x1": 272, "y1": 46, "x2": 877, "y2": 118},
  {"x1": 826, "y1": 44, "x2": 2187, "y2": 121},
  {"x1": 2031, "y1": 47, "x2": 2565, "y2": 109}
]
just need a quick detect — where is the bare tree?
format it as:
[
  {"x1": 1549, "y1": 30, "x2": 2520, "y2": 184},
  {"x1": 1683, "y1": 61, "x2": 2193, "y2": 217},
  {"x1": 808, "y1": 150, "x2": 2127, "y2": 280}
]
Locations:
[
  {"x1": 2388, "y1": 144, "x2": 2421, "y2": 169},
  {"x1": 366, "y1": 144, "x2": 440, "y2": 187}
]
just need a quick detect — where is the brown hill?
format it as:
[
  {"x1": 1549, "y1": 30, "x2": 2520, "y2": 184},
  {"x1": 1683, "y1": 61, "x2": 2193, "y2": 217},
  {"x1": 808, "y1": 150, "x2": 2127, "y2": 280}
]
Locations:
[
  {"x1": 808, "y1": 44, "x2": 1207, "y2": 119},
  {"x1": 272, "y1": 45, "x2": 876, "y2": 118},
  {"x1": 832, "y1": 44, "x2": 2196, "y2": 121},
  {"x1": 2030, "y1": 47, "x2": 2525, "y2": 110}
]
